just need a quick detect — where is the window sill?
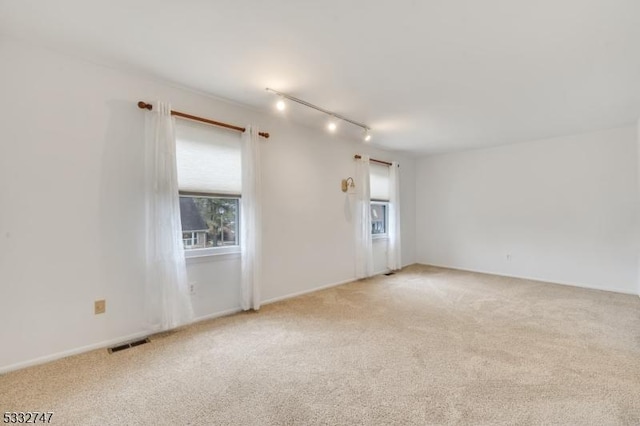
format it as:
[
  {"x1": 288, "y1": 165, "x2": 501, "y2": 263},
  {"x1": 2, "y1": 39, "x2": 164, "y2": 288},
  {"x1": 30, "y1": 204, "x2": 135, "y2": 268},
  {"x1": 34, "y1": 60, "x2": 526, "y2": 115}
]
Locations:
[{"x1": 184, "y1": 247, "x2": 241, "y2": 263}]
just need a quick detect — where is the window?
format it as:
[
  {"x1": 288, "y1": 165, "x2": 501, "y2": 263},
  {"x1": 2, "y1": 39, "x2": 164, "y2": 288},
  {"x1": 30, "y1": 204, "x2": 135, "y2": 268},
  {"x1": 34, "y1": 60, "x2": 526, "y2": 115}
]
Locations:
[
  {"x1": 180, "y1": 196, "x2": 239, "y2": 250},
  {"x1": 175, "y1": 120, "x2": 241, "y2": 256},
  {"x1": 370, "y1": 163, "x2": 390, "y2": 237},
  {"x1": 371, "y1": 202, "x2": 388, "y2": 236},
  {"x1": 182, "y1": 231, "x2": 199, "y2": 248}
]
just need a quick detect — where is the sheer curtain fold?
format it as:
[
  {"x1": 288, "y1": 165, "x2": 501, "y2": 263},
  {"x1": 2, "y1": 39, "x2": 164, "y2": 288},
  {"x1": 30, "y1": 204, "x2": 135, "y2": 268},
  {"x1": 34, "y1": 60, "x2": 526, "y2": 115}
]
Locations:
[
  {"x1": 387, "y1": 162, "x2": 402, "y2": 270},
  {"x1": 355, "y1": 155, "x2": 373, "y2": 278},
  {"x1": 144, "y1": 101, "x2": 194, "y2": 331},
  {"x1": 240, "y1": 125, "x2": 262, "y2": 311}
]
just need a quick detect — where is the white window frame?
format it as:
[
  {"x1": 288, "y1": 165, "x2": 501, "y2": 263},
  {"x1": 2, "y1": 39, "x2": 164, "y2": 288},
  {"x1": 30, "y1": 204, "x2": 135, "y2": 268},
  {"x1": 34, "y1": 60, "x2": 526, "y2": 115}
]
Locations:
[
  {"x1": 180, "y1": 193, "x2": 241, "y2": 258},
  {"x1": 182, "y1": 231, "x2": 198, "y2": 249},
  {"x1": 370, "y1": 201, "x2": 389, "y2": 240}
]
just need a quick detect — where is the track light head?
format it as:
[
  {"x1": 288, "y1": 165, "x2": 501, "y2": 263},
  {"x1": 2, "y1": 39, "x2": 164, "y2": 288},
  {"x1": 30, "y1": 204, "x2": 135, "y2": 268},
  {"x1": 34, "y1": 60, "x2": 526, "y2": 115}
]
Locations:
[
  {"x1": 364, "y1": 130, "x2": 372, "y2": 142},
  {"x1": 327, "y1": 121, "x2": 337, "y2": 132},
  {"x1": 276, "y1": 98, "x2": 286, "y2": 111}
]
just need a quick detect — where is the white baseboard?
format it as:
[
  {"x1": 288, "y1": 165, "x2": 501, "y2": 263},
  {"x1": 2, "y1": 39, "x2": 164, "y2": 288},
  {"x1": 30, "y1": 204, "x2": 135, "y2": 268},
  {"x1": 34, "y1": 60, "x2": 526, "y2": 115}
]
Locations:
[
  {"x1": 0, "y1": 330, "x2": 151, "y2": 375},
  {"x1": 0, "y1": 308, "x2": 246, "y2": 375},
  {"x1": 193, "y1": 307, "x2": 243, "y2": 323},
  {"x1": 261, "y1": 268, "x2": 403, "y2": 306},
  {"x1": 261, "y1": 277, "x2": 357, "y2": 306},
  {"x1": 1, "y1": 271, "x2": 402, "y2": 374},
  {"x1": 419, "y1": 262, "x2": 638, "y2": 296}
]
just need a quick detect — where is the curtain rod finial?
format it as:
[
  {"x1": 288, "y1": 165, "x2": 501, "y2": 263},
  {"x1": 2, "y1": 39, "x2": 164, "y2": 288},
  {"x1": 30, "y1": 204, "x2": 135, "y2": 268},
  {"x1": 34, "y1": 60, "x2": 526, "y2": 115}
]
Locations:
[{"x1": 138, "y1": 101, "x2": 152, "y2": 110}]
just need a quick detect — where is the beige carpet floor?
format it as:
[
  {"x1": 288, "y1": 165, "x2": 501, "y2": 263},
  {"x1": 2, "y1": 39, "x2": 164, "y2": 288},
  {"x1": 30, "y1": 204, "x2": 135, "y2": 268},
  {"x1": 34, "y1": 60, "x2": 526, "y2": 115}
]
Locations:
[{"x1": 2, "y1": 264, "x2": 640, "y2": 425}]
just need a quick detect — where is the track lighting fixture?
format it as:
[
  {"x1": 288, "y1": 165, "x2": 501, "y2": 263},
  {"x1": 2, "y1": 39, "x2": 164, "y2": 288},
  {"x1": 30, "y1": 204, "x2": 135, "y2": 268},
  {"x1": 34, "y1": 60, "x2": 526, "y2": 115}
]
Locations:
[{"x1": 266, "y1": 88, "x2": 371, "y2": 140}]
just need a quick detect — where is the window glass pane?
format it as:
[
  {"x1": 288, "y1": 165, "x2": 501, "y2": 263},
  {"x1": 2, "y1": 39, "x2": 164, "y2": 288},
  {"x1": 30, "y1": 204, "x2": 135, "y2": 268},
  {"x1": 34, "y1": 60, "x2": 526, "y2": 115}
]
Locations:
[
  {"x1": 179, "y1": 196, "x2": 239, "y2": 250},
  {"x1": 371, "y1": 203, "x2": 387, "y2": 235}
]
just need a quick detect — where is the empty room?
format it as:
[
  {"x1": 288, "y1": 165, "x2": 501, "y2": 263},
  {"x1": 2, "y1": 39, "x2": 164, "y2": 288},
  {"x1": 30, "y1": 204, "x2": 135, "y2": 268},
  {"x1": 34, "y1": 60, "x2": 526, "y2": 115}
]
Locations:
[{"x1": 1, "y1": 1, "x2": 639, "y2": 425}]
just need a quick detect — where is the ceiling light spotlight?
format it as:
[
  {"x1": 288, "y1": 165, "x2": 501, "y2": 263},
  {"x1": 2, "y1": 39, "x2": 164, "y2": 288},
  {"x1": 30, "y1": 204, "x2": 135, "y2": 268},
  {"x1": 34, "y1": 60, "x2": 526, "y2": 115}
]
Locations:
[
  {"x1": 363, "y1": 131, "x2": 372, "y2": 142},
  {"x1": 265, "y1": 88, "x2": 371, "y2": 136}
]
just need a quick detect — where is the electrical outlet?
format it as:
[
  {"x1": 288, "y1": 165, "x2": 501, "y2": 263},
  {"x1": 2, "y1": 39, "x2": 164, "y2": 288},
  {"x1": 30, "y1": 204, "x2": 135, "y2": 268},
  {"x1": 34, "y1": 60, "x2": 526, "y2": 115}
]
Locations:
[
  {"x1": 94, "y1": 300, "x2": 106, "y2": 315},
  {"x1": 189, "y1": 282, "x2": 196, "y2": 295}
]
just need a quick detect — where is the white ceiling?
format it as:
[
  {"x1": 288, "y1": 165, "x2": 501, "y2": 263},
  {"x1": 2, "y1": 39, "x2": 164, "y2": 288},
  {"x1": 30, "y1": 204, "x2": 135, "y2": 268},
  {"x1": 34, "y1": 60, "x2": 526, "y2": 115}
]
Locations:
[{"x1": 1, "y1": 0, "x2": 639, "y2": 154}]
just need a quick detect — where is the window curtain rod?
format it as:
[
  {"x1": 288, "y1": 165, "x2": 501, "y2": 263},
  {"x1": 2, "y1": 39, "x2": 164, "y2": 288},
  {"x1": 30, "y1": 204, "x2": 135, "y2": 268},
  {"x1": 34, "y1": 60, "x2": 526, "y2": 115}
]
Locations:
[
  {"x1": 137, "y1": 101, "x2": 270, "y2": 139},
  {"x1": 354, "y1": 154, "x2": 397, "y2": 167}
]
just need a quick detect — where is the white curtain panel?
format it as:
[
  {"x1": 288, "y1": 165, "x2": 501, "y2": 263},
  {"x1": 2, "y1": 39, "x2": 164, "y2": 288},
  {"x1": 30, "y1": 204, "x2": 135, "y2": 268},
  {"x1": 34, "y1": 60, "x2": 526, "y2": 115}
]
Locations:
[
  {"x1": 387, "y1": 162, "x2": 402, "y2": 270},
  {"x1": 144, "y1": 101, "x2": 194, "y2": 331},
  {"x1": 355, "y1": 155, "x2": 374, "y2": 278},
  {"x1": 240, "y1": 126, "x2": 263, "y2": 310}
]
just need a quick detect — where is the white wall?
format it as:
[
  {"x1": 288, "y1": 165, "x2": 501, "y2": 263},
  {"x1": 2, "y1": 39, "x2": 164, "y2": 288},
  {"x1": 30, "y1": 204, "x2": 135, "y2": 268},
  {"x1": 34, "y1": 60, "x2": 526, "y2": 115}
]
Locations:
[
  {"x1": 416, "y1": 126, "x2": 639, "y2": 294},
  {"x1": 0, "y1": 39, "x2": 416, "y2": 372}
]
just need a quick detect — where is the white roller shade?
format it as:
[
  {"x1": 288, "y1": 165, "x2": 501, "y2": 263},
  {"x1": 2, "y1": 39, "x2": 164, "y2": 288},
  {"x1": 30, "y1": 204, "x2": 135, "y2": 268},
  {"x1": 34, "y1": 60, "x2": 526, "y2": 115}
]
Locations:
[
  {"x1": 370, "y1": 162, "x2": 390, "y2": 201},
  {"x1": 175, "y1": 119, "x2": 241, "y2": 195}
]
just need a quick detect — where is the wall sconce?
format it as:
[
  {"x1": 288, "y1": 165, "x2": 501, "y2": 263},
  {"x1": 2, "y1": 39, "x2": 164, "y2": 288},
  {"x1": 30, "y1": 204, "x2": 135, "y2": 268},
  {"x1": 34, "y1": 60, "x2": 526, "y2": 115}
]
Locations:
[{"x1": 341, "y1": 177, "x2": 355, "y2": 193}]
